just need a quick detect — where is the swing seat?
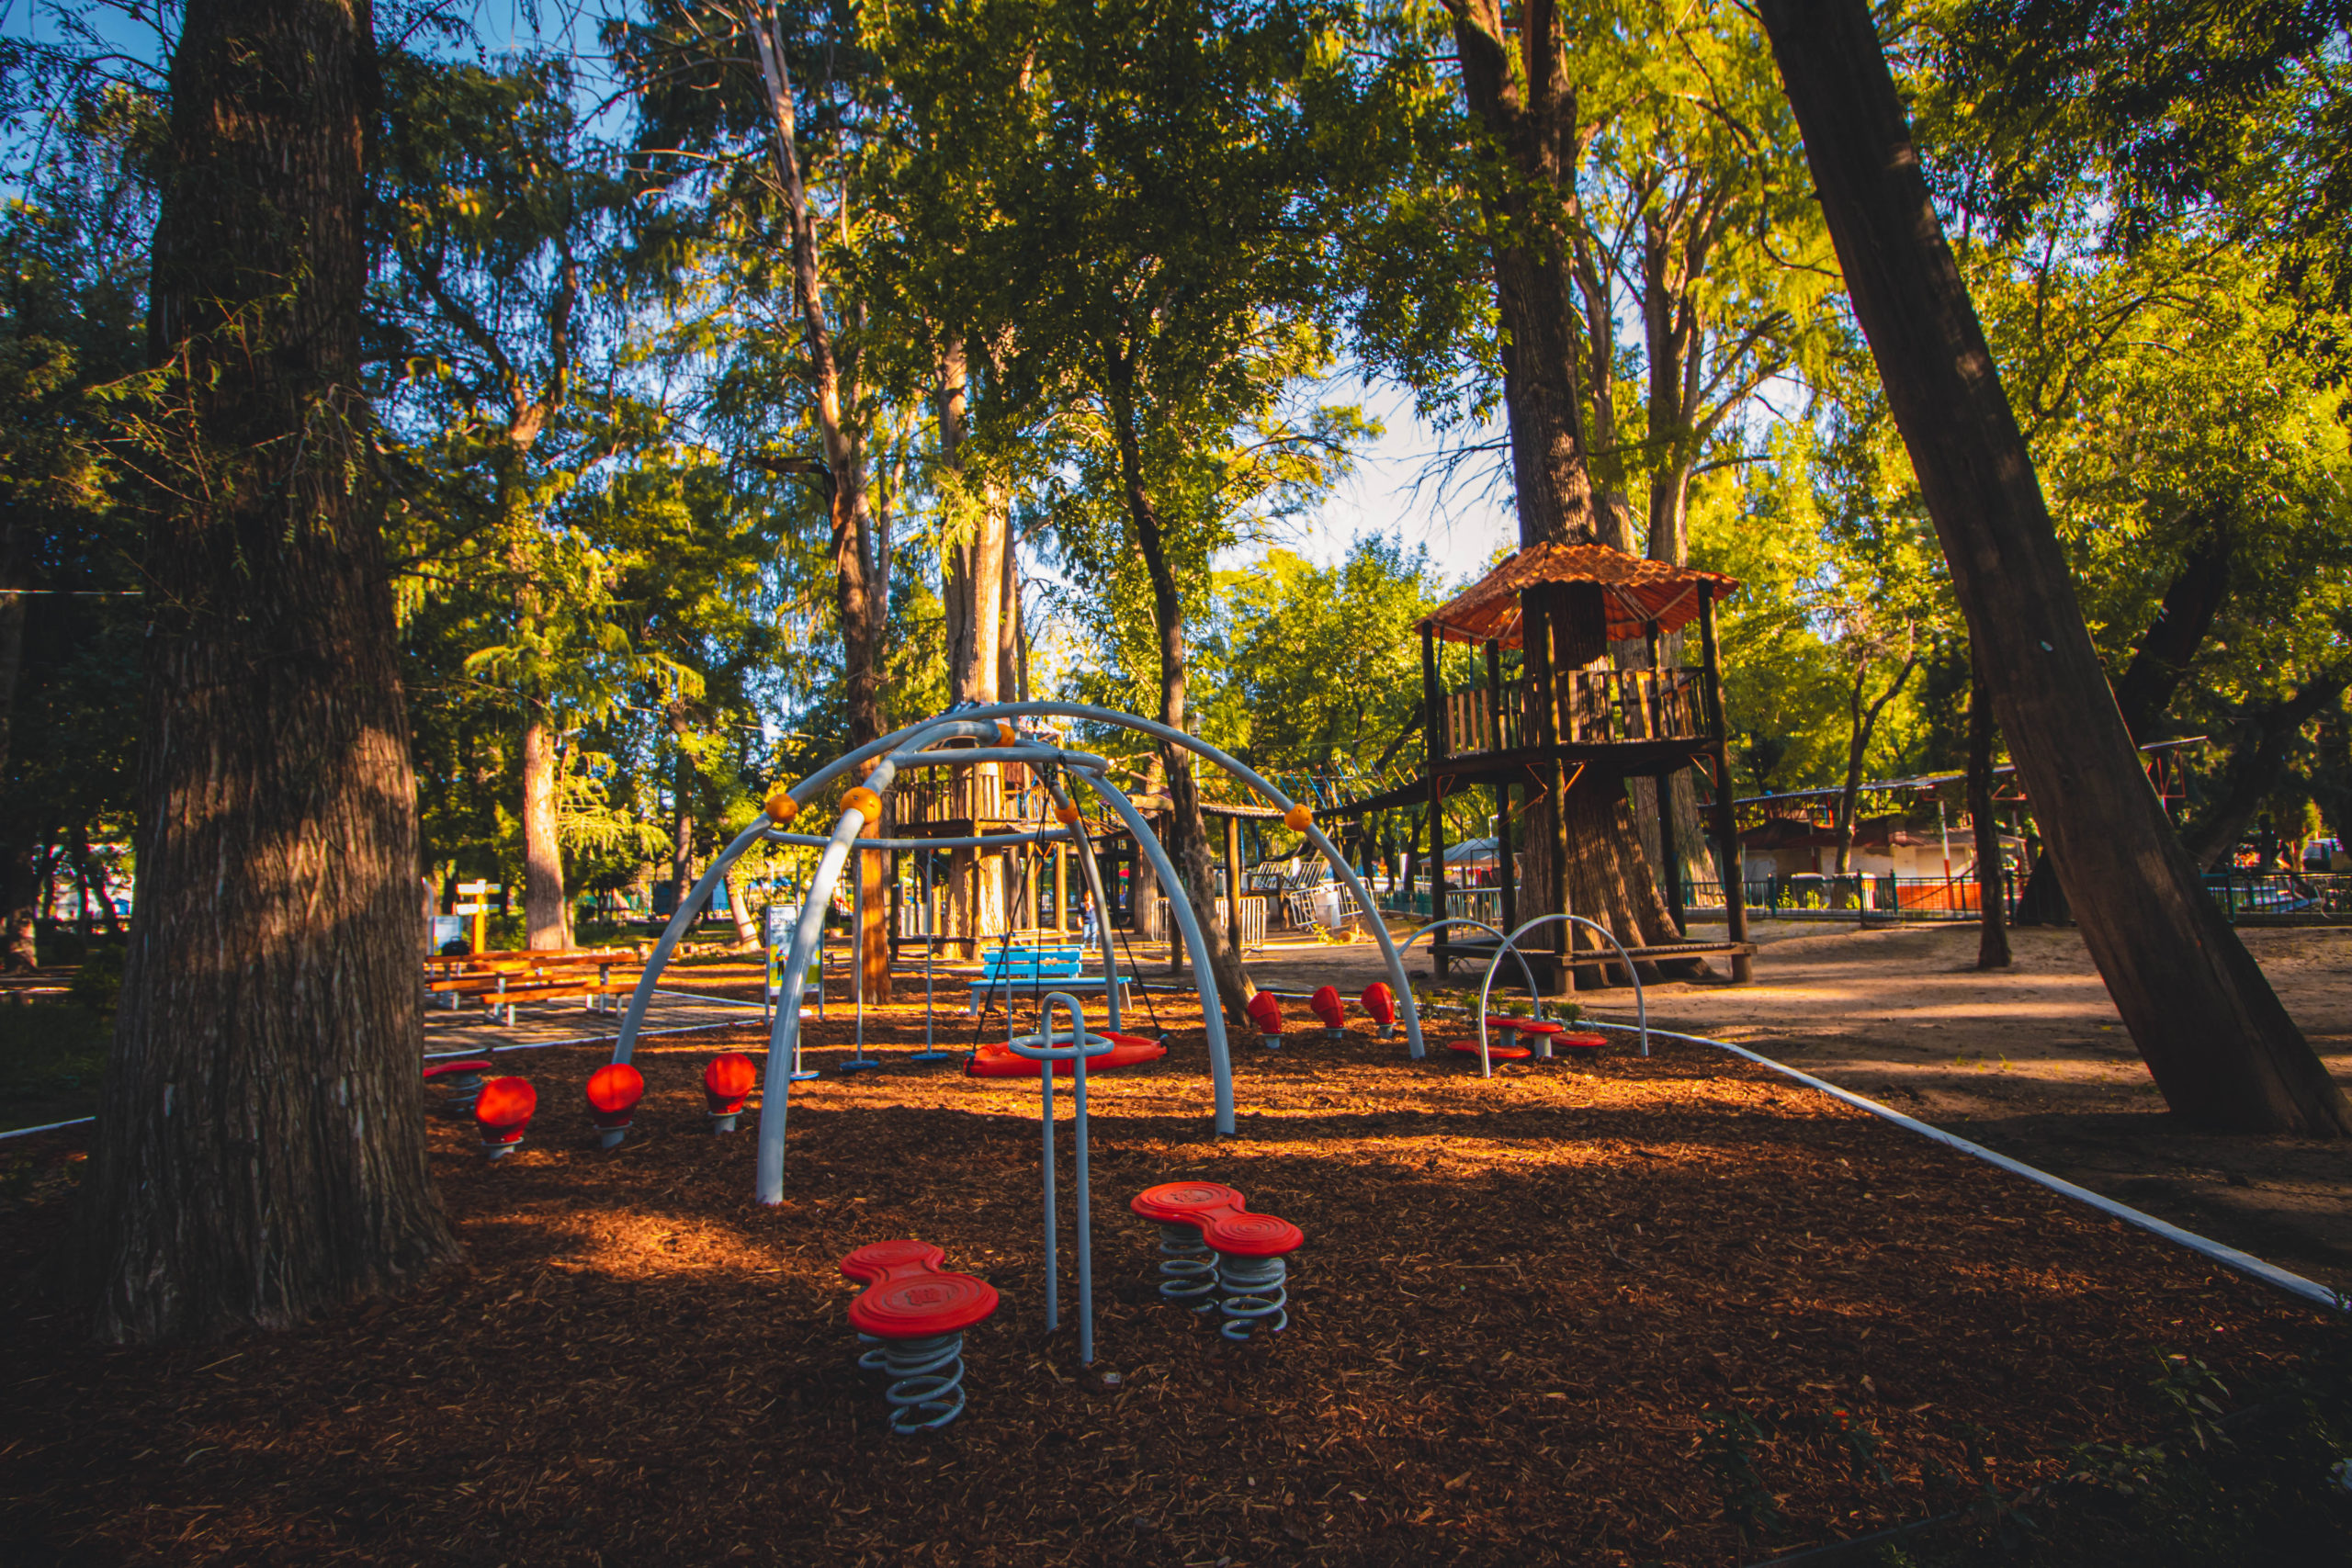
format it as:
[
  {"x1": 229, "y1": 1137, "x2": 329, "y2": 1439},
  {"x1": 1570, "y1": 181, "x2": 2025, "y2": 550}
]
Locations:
[{"x1": 964, "y1": 1031, "x2": 1167, "y2": 1077}]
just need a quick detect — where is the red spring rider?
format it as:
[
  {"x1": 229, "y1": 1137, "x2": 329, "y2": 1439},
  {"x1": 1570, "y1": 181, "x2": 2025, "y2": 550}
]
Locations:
[
  {"x1": 1308, "y1": 985, "x2": 1346, "y2": 1039},
  {"x1": 1360, "y1": 983, "x2": 1396, "y2": 1040},
  {"x1": 584, "y1": 1063, "x2": 645, "y2": 1150},
  {"x1": 476, "y1": 1077, "x2": 537, "y2": 1159},
  {"x1": 1244, "y1": 990, "x2": 1283, "y2": 1051},
  {"x1": 705, "y1": 1051, "x2": 758, "y2": 1133}
]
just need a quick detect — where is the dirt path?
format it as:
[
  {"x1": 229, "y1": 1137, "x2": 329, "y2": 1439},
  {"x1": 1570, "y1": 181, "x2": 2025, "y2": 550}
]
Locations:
[{"x1": 1227, "y1": 918, "x2": 2352, "y2": 1294}]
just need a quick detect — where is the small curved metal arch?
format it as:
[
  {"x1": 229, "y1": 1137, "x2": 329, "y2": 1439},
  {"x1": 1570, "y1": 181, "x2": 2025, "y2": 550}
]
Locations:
[{"x1": 1474, "y1": 914, "x2": 1648, "y2": 1072}]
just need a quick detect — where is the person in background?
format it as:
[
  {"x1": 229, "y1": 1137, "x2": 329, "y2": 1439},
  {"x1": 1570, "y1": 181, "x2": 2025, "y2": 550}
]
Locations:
[{"x1": 1080, "y1": 888, "x2": 1100, "y2": 950}]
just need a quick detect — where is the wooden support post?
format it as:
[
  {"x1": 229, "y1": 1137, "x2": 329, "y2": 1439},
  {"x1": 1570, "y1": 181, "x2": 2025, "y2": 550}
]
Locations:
[
  {"x1": 1421, "y1": 622, "x2": 1450, "y2": 969},
  {"x1": 1055, "y1": 842, "x2": 1069, "y2": 933},
  {"x1": 1224, "y1": 814, "x2": 1244, "y2": 954},
  {"x1": 1698, "y1": 593, "x2": 1751, "y2": 979},
  {"x1": 1646, "y1": 619, "x2": 1685, "y2": 937}
]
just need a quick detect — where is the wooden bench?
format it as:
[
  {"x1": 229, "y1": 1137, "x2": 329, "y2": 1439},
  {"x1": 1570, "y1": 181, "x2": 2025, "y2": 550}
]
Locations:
[{"x1": 428, "y1": 967, "x2": 639, "y2": 1024}]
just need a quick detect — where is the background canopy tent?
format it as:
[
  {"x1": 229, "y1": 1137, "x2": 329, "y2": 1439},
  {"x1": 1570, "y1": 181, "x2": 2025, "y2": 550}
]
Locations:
[{"x1": 1418, "y1": 540, "x2": 1739, "y2": 647}]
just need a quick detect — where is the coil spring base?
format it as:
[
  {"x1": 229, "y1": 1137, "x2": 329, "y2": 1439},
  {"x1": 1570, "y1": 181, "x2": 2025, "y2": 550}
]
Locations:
[
  {"x1": 1216, "y1": 1253, "x2": 1290, "y2": 1342},
  {"x1": 1156, "y1": 1223, "x2": 1218, "y2": 1311},
  {"x1": 856, "y1": 1332, "x2": 968, "y2": 1433}
]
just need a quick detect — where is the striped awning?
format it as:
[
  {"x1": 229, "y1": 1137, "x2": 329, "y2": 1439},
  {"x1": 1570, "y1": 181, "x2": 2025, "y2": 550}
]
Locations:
[{"x1": 1420, "y1": 541, "x2": 1738, "y2": 646}]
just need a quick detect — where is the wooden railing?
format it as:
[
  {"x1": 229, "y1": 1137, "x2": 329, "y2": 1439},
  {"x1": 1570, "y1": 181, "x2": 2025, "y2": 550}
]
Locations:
[
  {"x1": 1442, "y1": 669, "x2": 1707, "y2": 756},
  {"x1": 890, "y1": 760, "x2": 1040, "y2": 829}
]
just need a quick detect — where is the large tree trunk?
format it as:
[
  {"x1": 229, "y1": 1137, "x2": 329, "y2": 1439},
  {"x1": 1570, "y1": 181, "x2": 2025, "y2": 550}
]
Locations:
[
  {"x1": 2115, "y1": 517, "x2": 2230, "y2": 741},
  {"x1": 1106, "y1": 367, "x2": 1255, "y2": 1026},
  {"x1": 1442, "y1": 0, "x2": 1679, "y2": 978},
  {"x1": 1758, "y1": 0, "x2": 2352, "y2": 1136},
  {"x1": 2016, "y1": 514, "x2": 2232, "y2": 915},
  {"x1": 520, "y1": 712, "x2": 566, "y2": 949},
  {"x1": 668, "y1": 737, "x2": 696, "y2": 919},
  {"x1": 72, "y1": 0, "x2": 460, "y2": 1339},
  {"x1": 936, "y1": 344, "x2": 1007, "y2": 961},
  {"x1": 2180, "y1": 674, "x2": 2349, "y2": 870},
  {"x1": 750, "y1": 8, "x2": 887, "y2": 998},
  {"x1": 1967, "y1": 656, "x2": 2011, "y2": 969}
]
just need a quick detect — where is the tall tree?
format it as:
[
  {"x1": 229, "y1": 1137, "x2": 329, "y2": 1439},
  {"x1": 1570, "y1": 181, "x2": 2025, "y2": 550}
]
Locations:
[
  {"x1": 1436, "y1": 0, "x2": 1696, "y2": 973},
  {"x1": 74, "y1": 0, "x2": 461, "y2": 1338},
  {"x1": 377, "y1": 52, "x2": 623, "y2": 950},
  {"x1": 1756, "y1": 0, "x2": 2352, "y2": 1136}
]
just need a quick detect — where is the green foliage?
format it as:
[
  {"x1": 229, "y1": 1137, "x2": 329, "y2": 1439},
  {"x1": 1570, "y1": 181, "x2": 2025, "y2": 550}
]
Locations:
[{"x1": 0, "y1": 1001, "x2": 109, "y2": 1132}]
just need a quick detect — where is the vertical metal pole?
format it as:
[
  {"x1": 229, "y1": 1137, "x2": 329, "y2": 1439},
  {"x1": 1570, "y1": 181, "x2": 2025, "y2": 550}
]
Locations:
[
  {"x1": 1040, "y1": 1036, "x2": 1057, "y2": 1334},
  {"x1": 1698, "y1": 592, "x2": 1752, "y2": 979},
  {"x1": 1069, "y1": 998, "x2": 1094, "y2": 1367}
]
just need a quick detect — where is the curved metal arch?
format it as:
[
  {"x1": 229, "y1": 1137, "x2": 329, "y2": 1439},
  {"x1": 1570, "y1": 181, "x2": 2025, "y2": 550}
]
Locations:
[
  {"x1": 1474, "y1": 914, "x2": 1649, "y2": 1070},
  {"x1": 603, "y1": 701, "x2": 1427, "y2": 1204}
]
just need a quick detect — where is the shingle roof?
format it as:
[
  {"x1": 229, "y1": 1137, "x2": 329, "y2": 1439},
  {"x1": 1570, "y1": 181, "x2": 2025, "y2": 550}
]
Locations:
[{"x1": 1420, "y1": 541, "x2": 1739, "y2": 646}]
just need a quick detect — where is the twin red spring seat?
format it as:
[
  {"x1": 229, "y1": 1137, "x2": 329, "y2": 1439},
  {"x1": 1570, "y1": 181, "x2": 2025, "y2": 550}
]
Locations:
[
  {"x1": 840, "y1": 1241, "x2": 1000, "y2": 1433},
  {"x1": 1130, "y1": 1182, "x2": 1302, "y2": 1341}
]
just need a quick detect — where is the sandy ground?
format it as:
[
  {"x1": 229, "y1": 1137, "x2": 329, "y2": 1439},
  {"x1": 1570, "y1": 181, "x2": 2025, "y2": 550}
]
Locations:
[{"x1": 1183, "y1": 917, "x2": 2352, "y2": 1296}]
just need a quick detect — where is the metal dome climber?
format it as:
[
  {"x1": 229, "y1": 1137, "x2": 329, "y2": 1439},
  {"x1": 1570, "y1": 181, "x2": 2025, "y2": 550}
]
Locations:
[{"x1": 605, "y1": 700, "x2": 1428, "y2": 1207}]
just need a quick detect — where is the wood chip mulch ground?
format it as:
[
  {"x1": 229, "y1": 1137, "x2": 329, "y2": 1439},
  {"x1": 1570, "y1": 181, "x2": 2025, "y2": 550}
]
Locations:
[{"x1": 1, "y1": 987, "x2": 2339, "y2": 1566}]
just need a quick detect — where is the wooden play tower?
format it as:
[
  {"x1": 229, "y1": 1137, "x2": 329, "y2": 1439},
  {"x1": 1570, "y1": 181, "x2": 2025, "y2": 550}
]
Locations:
[{"x1": 1330, "y1": 540, "x2": 1754, "y2": 987}]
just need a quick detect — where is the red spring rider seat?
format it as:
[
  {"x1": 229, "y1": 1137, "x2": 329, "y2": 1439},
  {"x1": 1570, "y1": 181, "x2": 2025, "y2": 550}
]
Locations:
[
  {"x1": 1202, "y1": 1209, "x2": 1304, "y2": 1342},
  {"x1": 584, "y1": 1063, "x2": 644, "y2": 1149},
  {"x1": 1130, "y1": 1181, "x2": 1302, "y2": 1340},
  {"x1": 1510, "y1": 1018, "x2": 1567, "y2": 1058},
  {"x1": 705, "y1": 1052, "x2": 757, "y2": 1132},
  {"x1": 1360, "y1": 983, "x2": 1396, "y2": 1040},
  {"x1": 474, "y1": 1077, "x2": 536, "y2": 1158},
  {"x1": 1130, "y1": 1181, "x2": 1246, "y2": 1310},
  {"x1": 1245, "y1": 991, "x2": 1283, "y2": 1051},
  {"x1": 1309, "y1": 985, "x2": 1347, "y2": 1039},
  {"x1": 841, "y1": 1240, "x2": 1000, "y2": 1433}
]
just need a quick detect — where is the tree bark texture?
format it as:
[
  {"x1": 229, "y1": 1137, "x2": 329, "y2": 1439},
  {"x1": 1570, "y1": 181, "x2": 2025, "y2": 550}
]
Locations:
[
  {"x1": 2114, "y1": 518, "x2": 2230, "y2": 742},
  {"x1": 1967, "y1": 658, "x2": 2011, "y2": 969},
  {"x1": 749, "y1": 6, "x2": 887, "y2": 997},
  {"x1": 1442, "y1": 0, "x2": 1606, "y2": 550},
  {"x1": 2016, "y1": 520, "x2": 2232, "y2": 916},
  {"x1": 74, "y1": 0, "x2": 460, "y2": 1339},
  {"x1": 1758, "y1": 0, "x2": 2352, "y2": 1135},
  {"x1": 936, "y1": 346, "x2": 1009, "y2": 961},
  {"x1": 520, "y1": 714, "x2": 566, "y2": 949},
  {"x1": 1106, "y1": 368, "x2": 1255, "y2": 1025}
]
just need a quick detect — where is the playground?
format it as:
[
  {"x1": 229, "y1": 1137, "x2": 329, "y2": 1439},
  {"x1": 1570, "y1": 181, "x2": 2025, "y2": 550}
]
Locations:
[{"x1": 5, "y1": 987, "x2": 2341, "y2": 1565}]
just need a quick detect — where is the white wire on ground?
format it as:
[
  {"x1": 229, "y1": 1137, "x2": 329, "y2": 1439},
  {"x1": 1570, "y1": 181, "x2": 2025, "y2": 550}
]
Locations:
[{"x1": 1585, "y1": 1019, "x2": 2345, "y2": 1314}]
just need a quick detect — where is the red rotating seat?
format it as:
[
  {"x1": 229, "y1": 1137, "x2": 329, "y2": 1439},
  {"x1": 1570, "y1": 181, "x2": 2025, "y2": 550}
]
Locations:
[
  {"x1": 1556, "y1": 1032, "x2": 1607, "y2": 1054},
  {"x1": 1445, "y1": 1037, "x2": 1532, "y2": 1060}
]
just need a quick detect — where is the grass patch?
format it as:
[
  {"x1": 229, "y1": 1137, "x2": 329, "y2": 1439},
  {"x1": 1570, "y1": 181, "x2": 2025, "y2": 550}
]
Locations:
[{"x1": 0, "y1": 1001, "x2": 107, "y2": 1132}]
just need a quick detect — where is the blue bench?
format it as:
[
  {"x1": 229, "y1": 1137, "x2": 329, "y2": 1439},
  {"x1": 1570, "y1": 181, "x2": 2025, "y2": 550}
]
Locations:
[{"x1": 967, "y1": 944, "x2": 1129, "y2": 1014}]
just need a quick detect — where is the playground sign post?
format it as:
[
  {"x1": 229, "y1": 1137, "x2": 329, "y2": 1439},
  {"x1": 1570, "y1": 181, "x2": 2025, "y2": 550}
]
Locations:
[{"x1": 454, "y1": 880, "x2": 502, "y2": 954}]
